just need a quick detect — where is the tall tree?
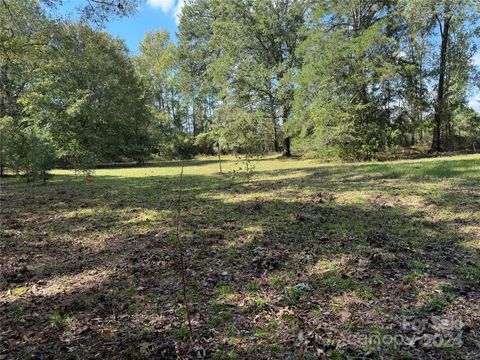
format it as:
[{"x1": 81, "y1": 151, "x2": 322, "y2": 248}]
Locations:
[
  {"x1": 210, "y1": 0, "x2": 307, "y2": 156},
  {"x1": 135, "y1": 31, "x2": 181, "y2": 129},
  {"x1": 177, "y1": 0, "x2": 217, "y2": 137},
  {"x1": 135, "y1": 30, "x2": 194, "y2": 157},
  {"x1": 402, "y1": 0, "x2": 480, "y2": 151},
  {"x1": 0, "y1": 0, "x2": 54, "y2": 176},
  {"x1": 293, "y1": 0, "x2": 402, "y2": 159}
]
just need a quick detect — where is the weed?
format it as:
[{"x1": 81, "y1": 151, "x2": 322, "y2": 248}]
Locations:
[
  {"x1": 213, "y1": 349, "x2": 237, "y2": 360},
  {"x1": 208, "y1": 310, "x2": 233, "y2": 327},
  {"x1": 216, "y1": 285, "x2": 238, "y2": 301},
  {"x1": 247, "y1": 283, "x2": 260, "y2": 293},
  {"x1": 269, "y1": 276, "x2": 284, "y2": 288},
  {"x1": 9, "y1": 287, "x2": 29, "y2": 297},
  {"x1": 141, "y1": 326, "x2": 154, "y2": 336},
  {"x1": 50, "y1": 311, "x2": 73, "y2": 327},
  {"x1": 267, "y1": 320, "x2": 280, "y2": 329},
  {"x1": 455, "y1": 265, "x2": 480, "y2": 285},
  {"x1": 355, "y1": 285, "x2": 374, "y2": 300},
  {"x1": 402, "y1": 272, "x2": 421, "y2": 284},
  {"x1": 172, "y1": 326, "x2": 190, "y2": 339}
]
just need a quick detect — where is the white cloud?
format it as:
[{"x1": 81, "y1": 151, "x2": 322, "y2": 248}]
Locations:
[
  {"x1": 174, "y1": 0, "x2": 185, "y2": 24},
  {"x1": 147, "y1": 0, "x2": 184, "y2": 22},
  {"x1": 468, "y1": 94, "x2": 480, "y2": 112},
  {"x1": 147, "y1": 0, "x2": 175, "y2": 13},
  {"x1": 472, "y1": 53, "x2": 480, "y2": 67}
]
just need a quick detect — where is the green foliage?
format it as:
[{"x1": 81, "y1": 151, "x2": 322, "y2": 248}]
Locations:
[
  {"x1": 292, "y1": 0, "x2": 480, "y2": 159},
  {"x1": 284, "y1": 286, "x2": 306, "y2": 304},
  {"x1": 2, "y1": 0, "x2": 479, "y2": 175},
  {"x1": 246, "y1": 283, "x2": 260, "y2": 293},
  {"x1": 1, "y1": 2, "x2": 152, "y2": 176},
  {"x1": 208, "y1": 309, "x2": 233, "y2": 327},
  {"x1": 20, "y1": 126, "x2": 56, "y2": 181},
  {"x1": 177, "y1": 0, "x2": 217, "y2": 137},
  {"x1": 455, "y1": 264, "x2": 480, "y2": 285},
  {"x1": 292, "y1": 1, "x2": 400, "y2": 160},
  {"x1": 212, "y1": 349, "x2": 237, "y2": 360},
  {"x1": 9, "y1": 287, "x2": 29, "y2": 298},
  {"x1": 355, "y1": 285, "x2": 375, "y2": 300},
  {"x1": 21, "y1": 23, "x2": 152, "y2": 169},
  {"x1": 0, "y1": 117, "x2": 56, "y2": 180},
  {"x1": 49, "y1": 311, "x2": 73, "y2": 327},
  {"x1": 209, "y1": 0, "x2": 306, "y2": 154},
  {"x1": 228, "y1": 153, "x2": 258, "y2": 182},
  {"x1": 172, "y1": 326, "x2": 190, "y2": 339},
  {"x1": 269, "y1": 277, "x2": 285, "y2": 288}
]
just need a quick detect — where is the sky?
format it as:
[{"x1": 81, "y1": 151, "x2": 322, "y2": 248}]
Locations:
[
  {"x1": 105, "y1": 0, "x2": 184, "y2": 51},
  {"x1": 58, "y1": 0, "x2": 183, "y2": 51}
]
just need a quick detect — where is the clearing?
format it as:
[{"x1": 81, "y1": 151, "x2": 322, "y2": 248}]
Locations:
[{"x1": 1, "y1": 155, "x2": 480, "y2": 359}]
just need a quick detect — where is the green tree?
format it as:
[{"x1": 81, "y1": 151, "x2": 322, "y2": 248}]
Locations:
[
  {"x1": 401, "y1": 0, "x2": 480, "y2": 151},
  {"x1": 293, "y1": 0, "x2": 402, "y2": 159},
  {"x1": 135, "y1": 30, "x2": 191, "y2": 157},
  {"x1": 21, "y1": 23, "x2": 151, "y2": 170},
  {"x1": 0, "y1": 0, "x2": 54, "y2": 176},
  {"x1": 210, "y1": 0, "x2": 307, "y2": 156},
  {"x1": 177, "y1": 0, "x2": 218, "y2": 150}
]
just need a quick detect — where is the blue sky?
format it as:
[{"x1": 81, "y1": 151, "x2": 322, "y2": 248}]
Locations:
[
  {"x1": 105, "y1": 0, "x2": 183, "y2": 51},
  {"x1": 58, "y1": 0, "x2": 183, "y2": 51}
]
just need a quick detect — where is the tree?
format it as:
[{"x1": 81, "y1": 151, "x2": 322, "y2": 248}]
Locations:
[
  {"x1": 210, "y1": 0, "x2": 307, "y2": 156},
  {"x1": 20, "y1": 126, "x2": 56, "y2": 182},
  {"x1": 0, "y1": 0, "x2": 55, "y2": 177},
  {"x1": 21, "y1": 23, "x2": 151, "y2": 170},
  {"x1": 402, "y1": 0, "x2": 480, "y2": 151},
  {"x1": 22, "y1": 0, "x2": 140, "y2": 25},
  {"x1": 177, "y1": 0, "x2": 217, "y2": 144},
  {"x1": 135, "y1": 31, "x2": 190, "y2": 157},
  {"x1": 292, "y1": 0, "x2": 479, "y2": 158},
  {"x1": 293, "y1": 0, "x2": 403, "y2": 159}
]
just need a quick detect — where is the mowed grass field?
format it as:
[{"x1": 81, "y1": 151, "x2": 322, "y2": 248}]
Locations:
[{"x1": 1, "y1": 154, "x2": 480, "y2": 359}]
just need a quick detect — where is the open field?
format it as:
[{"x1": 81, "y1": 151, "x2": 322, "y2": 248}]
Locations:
[{"x1": 1, "y1": 154, "x2": 480, "y2": 359}]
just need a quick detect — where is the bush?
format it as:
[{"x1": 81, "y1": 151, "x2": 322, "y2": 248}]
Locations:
[
  {"x1": 0, "y1": 118, "x2": 56, "y2": 181},
  {"x1": 194, "y1": 132, "x2": 216, "y2": 155},
  {"x1": 21, "y1": 126, "x2": 56, "y2": 182}
]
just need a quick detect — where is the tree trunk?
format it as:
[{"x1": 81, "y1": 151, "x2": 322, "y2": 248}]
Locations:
[
  {"x1": 217, "y1": 140, "x2": 222, "y2": 173},
  {"x1": 272, "y1": 117, "x2": 279, "y2": 152},
  {"x1": 283, "y1": 137, "x2": 291, "y2": 157},
  {"x1": 0, "y1": 64, "x2": 8, "y2": 118},
  {"x1": 431, "y1": 15, "x2": 450, "y2": 152},
  {"x1": 281, "y1": 104, "x2": 292, "y2": 157}
]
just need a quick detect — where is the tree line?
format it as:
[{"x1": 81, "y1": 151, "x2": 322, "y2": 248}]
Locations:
[{"x1": 1, "y1": 0, "x2": 479, "y2": 179}]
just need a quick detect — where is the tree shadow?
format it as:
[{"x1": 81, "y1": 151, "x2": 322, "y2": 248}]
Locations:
[{"x1": 1, "y1": 157, "x2": 479, "y2": 359}]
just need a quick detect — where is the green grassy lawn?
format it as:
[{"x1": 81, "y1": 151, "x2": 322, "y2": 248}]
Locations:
[{"x1": 1, "y1": 154, "x2": 480, "y2": 359}]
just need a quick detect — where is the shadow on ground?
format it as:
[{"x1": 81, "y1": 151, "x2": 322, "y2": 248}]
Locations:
[{"x1": 1, "y1": 157, "x2": 479, "y2": 359}]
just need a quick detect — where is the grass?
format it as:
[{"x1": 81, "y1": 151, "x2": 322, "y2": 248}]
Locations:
[{"x1": 1, "y1": 154, "x2": 479, "y2": 359}]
